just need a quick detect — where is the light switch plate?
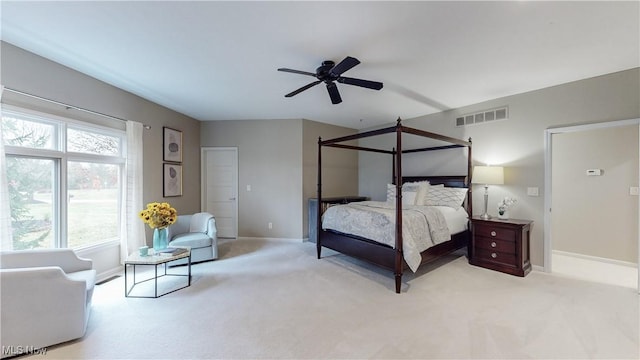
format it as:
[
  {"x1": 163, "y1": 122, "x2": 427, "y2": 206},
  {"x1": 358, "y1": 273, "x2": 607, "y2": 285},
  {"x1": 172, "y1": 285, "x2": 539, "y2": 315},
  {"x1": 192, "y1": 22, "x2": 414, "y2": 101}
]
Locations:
[
  {"x1": 527, "y1": 187, "x2": 539, "y2": 196},
  {"x1": 630, "y1": 187, "x2": 639, "y2": 196}
]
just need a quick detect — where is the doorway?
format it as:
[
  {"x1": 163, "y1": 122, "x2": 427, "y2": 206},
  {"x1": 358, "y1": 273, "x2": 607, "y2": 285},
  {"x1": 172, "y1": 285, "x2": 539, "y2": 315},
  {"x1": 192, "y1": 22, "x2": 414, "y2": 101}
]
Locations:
[
  {"x1": 201, "y1": 147, "x2": 238, "y2": 238},
  {"x1": 544, "y1": 118, "x2": 640, "y2": 292}
]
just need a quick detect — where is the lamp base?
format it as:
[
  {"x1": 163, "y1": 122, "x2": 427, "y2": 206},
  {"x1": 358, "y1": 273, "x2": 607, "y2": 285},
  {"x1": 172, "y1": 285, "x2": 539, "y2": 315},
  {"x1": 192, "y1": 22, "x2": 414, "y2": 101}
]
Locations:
[{"x1": 480, "y1": 186, "x2": 491, "y2": 220}]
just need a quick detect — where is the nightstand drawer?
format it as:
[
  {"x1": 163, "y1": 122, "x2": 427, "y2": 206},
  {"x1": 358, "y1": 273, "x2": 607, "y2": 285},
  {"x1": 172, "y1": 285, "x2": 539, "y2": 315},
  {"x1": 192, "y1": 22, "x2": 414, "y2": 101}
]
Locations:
[
  {"x1": 475, "y1": 248, "x2": 517, "y2": 267},
  {"x1": 474, "y1": 226, "x2": 516, "y2": 242},
  {"x1": 475, "y1": 236, "x2": 516, "y2": 254}
]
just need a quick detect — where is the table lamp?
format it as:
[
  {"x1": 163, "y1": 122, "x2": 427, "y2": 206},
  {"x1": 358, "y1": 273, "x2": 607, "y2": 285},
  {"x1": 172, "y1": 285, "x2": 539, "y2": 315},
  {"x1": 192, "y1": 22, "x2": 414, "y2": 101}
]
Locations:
[{"x1": 472, "y1": 165, "x2": 504, "y2": 220}]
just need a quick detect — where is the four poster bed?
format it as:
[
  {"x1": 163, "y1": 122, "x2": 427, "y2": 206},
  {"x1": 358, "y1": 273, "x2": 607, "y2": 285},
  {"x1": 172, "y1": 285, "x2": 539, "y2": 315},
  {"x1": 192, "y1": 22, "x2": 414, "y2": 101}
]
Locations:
[{"x1": 316, "y1": 119, "x2": 473, "y2": 293}]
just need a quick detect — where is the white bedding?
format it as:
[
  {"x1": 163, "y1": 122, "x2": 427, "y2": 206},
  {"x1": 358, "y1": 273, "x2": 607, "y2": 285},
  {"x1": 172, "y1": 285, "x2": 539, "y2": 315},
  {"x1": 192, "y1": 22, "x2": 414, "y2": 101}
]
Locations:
[{"x1": 321, "y1": 201, "x2": 468, "y2": 272}]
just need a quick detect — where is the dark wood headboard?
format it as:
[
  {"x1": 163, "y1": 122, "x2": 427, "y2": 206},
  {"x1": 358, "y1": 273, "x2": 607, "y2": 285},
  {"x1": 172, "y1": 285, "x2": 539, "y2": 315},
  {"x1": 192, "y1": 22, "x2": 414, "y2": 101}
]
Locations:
[{"x1": 401, "y1": 175, "x2": 468, "y2": 188}]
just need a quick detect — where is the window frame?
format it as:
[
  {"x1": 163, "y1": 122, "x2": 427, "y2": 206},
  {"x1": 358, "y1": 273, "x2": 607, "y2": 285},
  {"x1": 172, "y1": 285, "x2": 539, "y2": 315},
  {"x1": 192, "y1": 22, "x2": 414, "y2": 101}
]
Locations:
[{"x1": 2, "y1": 105, "x2": 126, "y2": 250}]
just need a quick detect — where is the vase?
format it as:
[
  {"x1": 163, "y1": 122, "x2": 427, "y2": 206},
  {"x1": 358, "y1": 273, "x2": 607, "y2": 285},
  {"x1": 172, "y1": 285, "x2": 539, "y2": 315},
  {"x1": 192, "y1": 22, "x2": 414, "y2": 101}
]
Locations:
[
  {"x1": 498, "y1": 211, "x2": 509, "y2": 220},
  {"x1": 153, "y1": 227, "x2": 169, "y2": 252}
]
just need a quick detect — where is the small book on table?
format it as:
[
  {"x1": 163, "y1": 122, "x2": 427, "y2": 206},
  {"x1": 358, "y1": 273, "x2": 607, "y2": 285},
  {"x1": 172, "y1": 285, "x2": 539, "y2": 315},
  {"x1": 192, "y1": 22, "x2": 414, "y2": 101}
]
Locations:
[{"x1": 157, "y1": 248, "x2": 188, "y2": 256}]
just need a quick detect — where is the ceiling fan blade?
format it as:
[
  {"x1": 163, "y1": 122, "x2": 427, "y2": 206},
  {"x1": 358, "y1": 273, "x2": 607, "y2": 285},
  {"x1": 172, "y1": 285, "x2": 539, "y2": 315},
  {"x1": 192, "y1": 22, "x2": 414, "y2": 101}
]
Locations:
[
  {"x1": 284, "y1": 80, "x2": 322, "y2": 97},
  {"x1": 329, "y1": 56, "x2": 360, "y2": 77},
  {"x1": 277, "y1": 68, "x2": 317, "y2": 77},
  {"x1": 337, "y1": 76, "x2": 384, "y2": 90},
  {"x1": 326, "y1": 82, "x2": 342, "y2": 104}
]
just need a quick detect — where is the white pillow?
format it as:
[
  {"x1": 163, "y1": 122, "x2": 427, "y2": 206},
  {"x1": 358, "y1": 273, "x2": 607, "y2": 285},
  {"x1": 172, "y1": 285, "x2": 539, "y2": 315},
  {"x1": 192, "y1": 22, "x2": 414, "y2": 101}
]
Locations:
[
  {"x1": 425, "y1": 186, "x2": 468, "y2": 209},
  {"x1": 410, "y1": 181, "x2": 431, "y2": 205},
  {"x1": 386, "y1": 183, "x2": 420, "y2": 205}
]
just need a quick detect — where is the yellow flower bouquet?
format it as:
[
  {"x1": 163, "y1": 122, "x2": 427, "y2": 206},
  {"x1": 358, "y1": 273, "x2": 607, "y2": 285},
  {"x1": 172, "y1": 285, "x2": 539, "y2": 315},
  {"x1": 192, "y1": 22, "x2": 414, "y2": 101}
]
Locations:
[{"x1": 138, "y1": 202, "x2": 178, "y2": 229}]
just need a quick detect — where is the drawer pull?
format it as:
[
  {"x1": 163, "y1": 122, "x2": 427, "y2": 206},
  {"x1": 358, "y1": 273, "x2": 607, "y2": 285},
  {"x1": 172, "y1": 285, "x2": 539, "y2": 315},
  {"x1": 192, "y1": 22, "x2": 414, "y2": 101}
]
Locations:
[
  {"x1": 490, "y1": 231, "x2": 497, "y2": 237},
  {"x1": 491, "y1": 253, "x2": 497, "y2": 259},
  {"x1": 490, "y1": 242, "x2": 497, "y2": 248}
]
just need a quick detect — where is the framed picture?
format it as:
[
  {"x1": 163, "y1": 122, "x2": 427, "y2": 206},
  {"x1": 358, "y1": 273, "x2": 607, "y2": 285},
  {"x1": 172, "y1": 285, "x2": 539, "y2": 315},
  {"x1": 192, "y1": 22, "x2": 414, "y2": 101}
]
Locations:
[
  {"x1": 163, "y1": 163, "x2": 183, "y2": 197},
  {"x1": 163, "y1": 127, "x2": 182, "y2": 163}
]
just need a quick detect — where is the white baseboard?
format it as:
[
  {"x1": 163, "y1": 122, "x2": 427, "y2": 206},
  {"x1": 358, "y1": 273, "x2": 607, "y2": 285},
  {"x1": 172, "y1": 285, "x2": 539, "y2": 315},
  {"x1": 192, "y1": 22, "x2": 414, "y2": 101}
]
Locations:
[
  {"x1": 552, "y1": 250, "x2": 637, "y2": 268},
  {"x1": 96, "y1": 266, "x2": 123, "y2": 284},
  {"x1": 532, "y1": 265, "x2": 545, "y2": 272},
  {"x1": 237, "y1": 236, "x2": 305, "y2": 243}
]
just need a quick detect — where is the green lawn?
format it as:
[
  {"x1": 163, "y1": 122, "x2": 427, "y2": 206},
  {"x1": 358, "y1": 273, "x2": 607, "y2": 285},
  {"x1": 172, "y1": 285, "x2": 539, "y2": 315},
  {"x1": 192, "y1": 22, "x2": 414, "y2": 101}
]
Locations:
[{"x1": 16, "y1": 189, "x2": 119, "y2": 249}]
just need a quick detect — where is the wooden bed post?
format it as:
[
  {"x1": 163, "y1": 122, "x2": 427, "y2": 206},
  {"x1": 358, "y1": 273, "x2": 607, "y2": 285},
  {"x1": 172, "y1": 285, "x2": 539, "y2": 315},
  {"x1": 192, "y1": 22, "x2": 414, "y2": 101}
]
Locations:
[
  {"x1": 467, "y1": 138, "x2": 473, "y2": 216},
  {"x1": 392, "y1": 147, "x2": 396, "y2": 184},
  {"x1": 394, "y1": 119, "x2": 403, "y2": 294},
  {"x1": 317, "y1": 137, "x2": 322, "y2": 259}
]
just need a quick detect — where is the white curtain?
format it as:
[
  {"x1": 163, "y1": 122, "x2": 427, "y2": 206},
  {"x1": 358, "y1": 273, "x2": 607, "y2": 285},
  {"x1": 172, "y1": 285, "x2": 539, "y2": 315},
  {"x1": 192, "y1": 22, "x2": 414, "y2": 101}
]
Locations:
[
  {"x1": 0, "y1": 85, "x2": 14, "y2": 249},
  {"x1": 120, "y1": 120, "x2": 145, "y2": 263}
]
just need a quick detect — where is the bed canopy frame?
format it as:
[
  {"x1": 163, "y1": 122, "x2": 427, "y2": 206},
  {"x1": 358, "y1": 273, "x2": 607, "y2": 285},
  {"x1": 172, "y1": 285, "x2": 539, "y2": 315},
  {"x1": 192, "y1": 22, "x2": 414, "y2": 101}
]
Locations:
[{"x1": 316, "y1": 118, "x2": 473, "y2": 293}]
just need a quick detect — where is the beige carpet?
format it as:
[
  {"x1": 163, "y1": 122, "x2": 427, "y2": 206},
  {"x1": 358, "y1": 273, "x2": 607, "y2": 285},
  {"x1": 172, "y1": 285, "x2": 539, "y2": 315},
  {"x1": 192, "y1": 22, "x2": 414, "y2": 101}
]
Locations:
[{"x1": 25, "y1": 238, "x2": 639, "y2": 359}]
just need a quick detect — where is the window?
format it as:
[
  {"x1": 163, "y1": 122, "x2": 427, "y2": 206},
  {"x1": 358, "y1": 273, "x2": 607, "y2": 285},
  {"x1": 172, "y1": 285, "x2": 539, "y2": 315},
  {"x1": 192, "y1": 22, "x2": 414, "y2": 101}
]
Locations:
[{"x1": 2, "y1": 107, "x2": 125, "y2": 250}]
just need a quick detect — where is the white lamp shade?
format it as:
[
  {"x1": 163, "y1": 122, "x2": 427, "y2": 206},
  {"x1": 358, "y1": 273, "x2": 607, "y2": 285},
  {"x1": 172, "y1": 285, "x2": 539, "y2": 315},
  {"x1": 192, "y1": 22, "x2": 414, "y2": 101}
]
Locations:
[{"x1": 472, "y1": 166, "x2": 504, "y2": 185}]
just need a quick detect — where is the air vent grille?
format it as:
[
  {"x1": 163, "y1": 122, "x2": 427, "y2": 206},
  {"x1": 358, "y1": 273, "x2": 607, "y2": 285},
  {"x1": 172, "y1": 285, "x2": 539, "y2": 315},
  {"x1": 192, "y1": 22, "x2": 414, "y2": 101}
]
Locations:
[{"x1": 455, "y1": 106, "x2": 508, "y2": 127}]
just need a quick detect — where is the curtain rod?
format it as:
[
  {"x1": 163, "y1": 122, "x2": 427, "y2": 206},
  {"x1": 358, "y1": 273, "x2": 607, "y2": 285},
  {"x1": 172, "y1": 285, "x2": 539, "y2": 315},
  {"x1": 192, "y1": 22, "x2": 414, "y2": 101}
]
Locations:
[{"x1": 2, "y1": 87, "x2": 151, "y2": 129}]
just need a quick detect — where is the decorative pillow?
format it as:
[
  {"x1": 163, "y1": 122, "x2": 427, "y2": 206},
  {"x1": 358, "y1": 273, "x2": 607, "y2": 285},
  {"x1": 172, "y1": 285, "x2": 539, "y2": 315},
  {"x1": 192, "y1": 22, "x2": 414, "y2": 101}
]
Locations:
[
  {"x1": 424, "y1": 186, "x2": 468, "y2": 209},
  {"x1": 386, "y1": 183, "x2": 420, "y2": 205}
]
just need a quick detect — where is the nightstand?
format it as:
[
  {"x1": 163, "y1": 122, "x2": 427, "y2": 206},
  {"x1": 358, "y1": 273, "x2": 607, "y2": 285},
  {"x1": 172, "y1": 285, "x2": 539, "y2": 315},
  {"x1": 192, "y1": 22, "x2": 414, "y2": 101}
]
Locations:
[{"x1": 469, "y1": 216, "x2": 532, "y2": 277}]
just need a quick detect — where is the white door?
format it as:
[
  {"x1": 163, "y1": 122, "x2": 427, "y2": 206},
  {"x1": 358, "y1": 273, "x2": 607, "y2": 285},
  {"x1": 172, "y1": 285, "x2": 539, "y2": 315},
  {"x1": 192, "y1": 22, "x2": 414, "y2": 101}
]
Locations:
[{"x1": 201, "y1": 147, "x2": 238, "y2": 238}]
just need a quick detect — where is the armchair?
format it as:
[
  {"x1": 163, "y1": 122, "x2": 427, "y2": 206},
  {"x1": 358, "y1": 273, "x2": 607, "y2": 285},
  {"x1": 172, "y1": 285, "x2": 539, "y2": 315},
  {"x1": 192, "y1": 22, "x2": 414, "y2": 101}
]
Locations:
[
  {"x1": 0, "y1": 249, "x2": 96, "y2": 358},
  {"x1": 166, "y1": 212, "x2": 218, "y2": 264}
]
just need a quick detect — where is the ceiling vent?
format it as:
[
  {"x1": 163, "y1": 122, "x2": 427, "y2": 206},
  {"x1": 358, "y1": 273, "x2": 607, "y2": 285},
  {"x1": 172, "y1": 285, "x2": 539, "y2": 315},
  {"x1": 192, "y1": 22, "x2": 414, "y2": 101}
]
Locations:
[{"x1": 455, "y1": 106, "x2": 508, "y2": 127}]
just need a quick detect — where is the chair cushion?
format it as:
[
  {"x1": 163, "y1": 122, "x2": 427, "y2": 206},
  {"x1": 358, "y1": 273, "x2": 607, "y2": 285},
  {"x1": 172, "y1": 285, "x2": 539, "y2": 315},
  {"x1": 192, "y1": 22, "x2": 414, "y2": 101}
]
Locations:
[
  {"x1": 169, "y1": 233, "x2": 212, "y2": 249},
  {"x1": 66, "y1": 269, "x2": 96, "y2": 293}
]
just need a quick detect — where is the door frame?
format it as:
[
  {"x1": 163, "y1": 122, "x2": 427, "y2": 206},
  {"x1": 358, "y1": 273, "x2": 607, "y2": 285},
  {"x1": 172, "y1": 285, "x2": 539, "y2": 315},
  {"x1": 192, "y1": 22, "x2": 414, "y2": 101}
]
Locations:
[
  {"x1": 201, "y1": 146, "x2": 238, "y2": 238},
  {"x1": 544, "y1": 118, "x2": 640, "y2": 292}
]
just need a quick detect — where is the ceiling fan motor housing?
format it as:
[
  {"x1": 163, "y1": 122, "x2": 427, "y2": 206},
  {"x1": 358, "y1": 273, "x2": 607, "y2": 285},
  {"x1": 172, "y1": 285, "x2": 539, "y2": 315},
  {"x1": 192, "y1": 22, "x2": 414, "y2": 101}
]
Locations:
[{"x1": 317, "y1": 61, "x2": 336, "y2": 81}]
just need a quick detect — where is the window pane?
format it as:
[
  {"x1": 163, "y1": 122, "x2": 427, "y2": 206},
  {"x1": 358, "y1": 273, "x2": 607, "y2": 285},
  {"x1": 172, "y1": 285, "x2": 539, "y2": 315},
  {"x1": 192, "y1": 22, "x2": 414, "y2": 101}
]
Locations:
[
  {"x1": 67, "y1": 128, "x2": 120, "y2": 155},
  {"x1": 1, "y1": 115, "x2": 56, "y2": 149},
  {"x1": 7, "y1": 157, "x2": 55, "y2": 249},
  {"x1": 67, "y1": 162, "x2": 120, "y2": 248}
]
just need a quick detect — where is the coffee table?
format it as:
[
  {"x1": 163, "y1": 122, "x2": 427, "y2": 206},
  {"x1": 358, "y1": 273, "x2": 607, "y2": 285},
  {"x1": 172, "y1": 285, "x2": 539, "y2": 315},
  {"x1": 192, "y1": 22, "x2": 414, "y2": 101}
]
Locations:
[{"x1": 124, "y1": 247, "x2": 191, "y2": 298}]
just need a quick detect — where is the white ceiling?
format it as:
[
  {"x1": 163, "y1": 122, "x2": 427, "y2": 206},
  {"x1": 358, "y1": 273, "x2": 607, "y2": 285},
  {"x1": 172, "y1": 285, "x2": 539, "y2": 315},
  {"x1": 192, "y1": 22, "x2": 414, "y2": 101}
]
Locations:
[{"x1": 1, "y1": 1, "x2": 638, "y2": 129}]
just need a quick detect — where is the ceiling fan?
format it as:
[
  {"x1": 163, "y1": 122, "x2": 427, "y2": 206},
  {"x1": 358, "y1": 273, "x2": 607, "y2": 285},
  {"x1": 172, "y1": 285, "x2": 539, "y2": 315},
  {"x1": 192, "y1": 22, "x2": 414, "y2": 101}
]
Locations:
[{"x1": 277, "y1": 56, "x2": 383, "y2": 104}]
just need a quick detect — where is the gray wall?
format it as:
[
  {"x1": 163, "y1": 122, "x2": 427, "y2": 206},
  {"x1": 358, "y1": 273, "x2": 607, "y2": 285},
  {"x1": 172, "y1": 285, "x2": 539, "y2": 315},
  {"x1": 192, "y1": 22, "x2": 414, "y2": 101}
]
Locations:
[
  {"x1": 358, "y1": 68, "x2": 640, "y2": 267},
  {"x1": 551, "y1": 125, "x2": 639, "y2": 263},
  {"x1": 302, "y1": 119, "x2": 358, "y2": 238},
  {"x1": 200, "y1": 119, "x2": 358, "y2": 239},
  {"x1": 1, "y1": 42, "x2": 202, "y2": 275},
  {"x1": 200, "y1": 119, "x2": 302, "y2": 238}
]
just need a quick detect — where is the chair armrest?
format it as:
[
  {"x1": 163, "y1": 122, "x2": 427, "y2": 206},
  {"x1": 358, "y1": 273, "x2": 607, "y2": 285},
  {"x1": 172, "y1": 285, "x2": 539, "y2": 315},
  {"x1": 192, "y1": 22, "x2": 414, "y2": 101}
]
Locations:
[
  {"x1": 0, "y1": 249, "x2": 92, "y2": 273},
  {"x1": 1, "y1": 266, "x2": 87, "y2": 304},
  {"x1": 207, "y1": 217, "x2": 217, "y2": 239}
]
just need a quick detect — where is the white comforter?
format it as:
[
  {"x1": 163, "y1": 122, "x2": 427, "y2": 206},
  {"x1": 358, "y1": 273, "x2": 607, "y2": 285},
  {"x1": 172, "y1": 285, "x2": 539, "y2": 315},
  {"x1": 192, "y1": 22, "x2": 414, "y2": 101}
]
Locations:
[{"x1": 321, "y1": 201, "x2": 451, "y2": 272}]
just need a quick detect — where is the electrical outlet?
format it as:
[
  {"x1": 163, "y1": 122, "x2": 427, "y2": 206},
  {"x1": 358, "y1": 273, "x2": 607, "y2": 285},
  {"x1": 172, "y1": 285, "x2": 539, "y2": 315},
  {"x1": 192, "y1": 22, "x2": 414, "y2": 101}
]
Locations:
[
  {"x1": 246, "y1": 185, "x2": 251, "y2": 191},
  {"x1": 630, "y1": 187, "x2": 639, "y2": 196},
  {"x1": 268, "y1": 222, "x2": 273, "y2": 229},
  {"x1": 527, "y1": 187, "x2": 539, "y2": 197}
]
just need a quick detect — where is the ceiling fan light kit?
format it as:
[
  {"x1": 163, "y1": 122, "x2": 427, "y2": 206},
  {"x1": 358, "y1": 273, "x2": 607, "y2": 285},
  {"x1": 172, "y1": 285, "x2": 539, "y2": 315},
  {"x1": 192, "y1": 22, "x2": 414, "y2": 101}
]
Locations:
[{"x1": 278, "y1": 56, "x2": 383, "y2": 104}]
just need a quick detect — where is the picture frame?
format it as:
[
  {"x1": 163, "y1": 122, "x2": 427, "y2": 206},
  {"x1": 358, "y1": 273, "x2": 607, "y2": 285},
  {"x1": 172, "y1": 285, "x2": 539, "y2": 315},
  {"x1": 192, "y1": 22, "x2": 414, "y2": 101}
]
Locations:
[
  {"x1": 163, "y1": 127, "x2": 182, "y2": 163},
  {"x1": 163, "y1": 163, "x2": 183, "y2": 197}
]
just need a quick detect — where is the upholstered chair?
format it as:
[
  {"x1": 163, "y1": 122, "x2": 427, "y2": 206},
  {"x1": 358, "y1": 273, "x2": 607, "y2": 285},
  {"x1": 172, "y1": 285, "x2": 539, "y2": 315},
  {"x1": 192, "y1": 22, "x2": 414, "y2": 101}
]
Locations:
[
  {"x1": 0, "y1": 249, "x2": 96, "y2": 358},
  {"x1": 166, "y1": 212, "x2": 218, "y2": 264}
]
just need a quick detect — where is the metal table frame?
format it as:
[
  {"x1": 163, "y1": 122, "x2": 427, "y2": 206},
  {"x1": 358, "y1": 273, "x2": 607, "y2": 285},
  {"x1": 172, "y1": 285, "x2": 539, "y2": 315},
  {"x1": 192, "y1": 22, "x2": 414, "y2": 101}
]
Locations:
[{"x1": 124, "y1": 249, "x2": 191, "y2": 298}]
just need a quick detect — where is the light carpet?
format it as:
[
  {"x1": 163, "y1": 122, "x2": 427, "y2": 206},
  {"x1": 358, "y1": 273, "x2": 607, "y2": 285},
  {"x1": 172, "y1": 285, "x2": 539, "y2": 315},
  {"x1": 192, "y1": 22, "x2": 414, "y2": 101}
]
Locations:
[{"x1": 24, "y1": 238, "x2": 639, "y2": 359}]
